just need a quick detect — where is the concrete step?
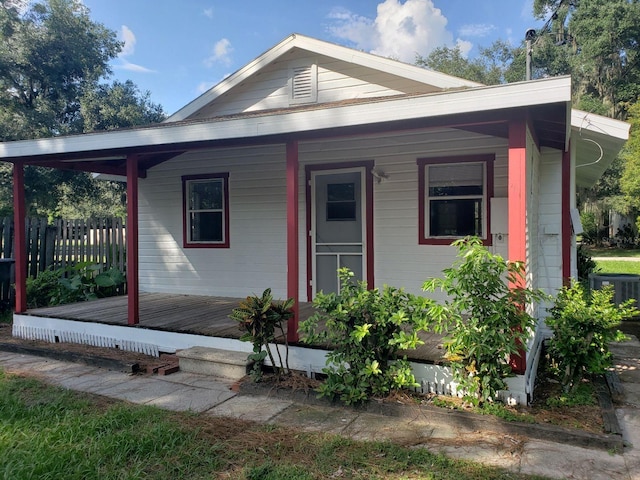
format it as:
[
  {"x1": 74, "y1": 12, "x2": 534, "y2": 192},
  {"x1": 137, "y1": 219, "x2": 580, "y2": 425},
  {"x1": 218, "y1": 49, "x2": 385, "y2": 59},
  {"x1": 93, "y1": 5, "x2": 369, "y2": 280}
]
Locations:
[{"x1": 177, "y1": 346, "x2": 251, "y2": 380}]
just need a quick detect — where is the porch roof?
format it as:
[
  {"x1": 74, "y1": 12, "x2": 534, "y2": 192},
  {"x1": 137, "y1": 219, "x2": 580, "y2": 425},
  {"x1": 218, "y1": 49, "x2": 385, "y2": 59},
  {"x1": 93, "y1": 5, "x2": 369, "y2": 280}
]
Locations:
[
  {"x1": 0, "y1": 76, "x2": 572, "y2": 176},
  {"x1": 571, "y1": 109, "x2": 631, "y2": 188}
]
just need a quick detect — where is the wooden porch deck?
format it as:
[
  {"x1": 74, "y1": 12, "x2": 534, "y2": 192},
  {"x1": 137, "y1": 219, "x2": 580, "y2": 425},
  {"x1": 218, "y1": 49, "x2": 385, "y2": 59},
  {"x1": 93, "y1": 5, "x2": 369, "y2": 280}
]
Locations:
[{"x1": 25, "y1": 293, "x2": 446, "y2": 364}]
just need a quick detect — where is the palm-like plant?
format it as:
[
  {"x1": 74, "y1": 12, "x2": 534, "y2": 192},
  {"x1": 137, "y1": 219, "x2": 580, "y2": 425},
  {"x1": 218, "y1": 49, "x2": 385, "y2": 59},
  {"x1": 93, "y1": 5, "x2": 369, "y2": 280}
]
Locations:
[{"x1": 230, "y1": 289, "x2": 294, "y2": 380}]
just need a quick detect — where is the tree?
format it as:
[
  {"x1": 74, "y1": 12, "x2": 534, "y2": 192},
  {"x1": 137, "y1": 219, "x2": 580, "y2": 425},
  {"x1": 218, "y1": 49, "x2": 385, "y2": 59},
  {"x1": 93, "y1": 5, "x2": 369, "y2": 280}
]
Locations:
[
  {"x1": 80, "y1": 80, "x2": 165, "y2": 133},
  {"x1": 0, "y1": 0, "x2": 165, "y2": 217},
  {"x1": 533, "y1": 0, "x2": 640, "y2": 121},
  {"x1": 418, "y1": 2, "x2": 640, "y2": 239},
  {"x1": 620, "y1": 102, "x2": 640, "y2": 223},
  {"x1": 416, "y1": 40, "x2": 525, "y2": 86},
  {"x1": 530, "y1": 0, "x2": 640, "y2": 235},
  {"x1": 0, "y1": 0, "x2": 121, "y2": 140}
]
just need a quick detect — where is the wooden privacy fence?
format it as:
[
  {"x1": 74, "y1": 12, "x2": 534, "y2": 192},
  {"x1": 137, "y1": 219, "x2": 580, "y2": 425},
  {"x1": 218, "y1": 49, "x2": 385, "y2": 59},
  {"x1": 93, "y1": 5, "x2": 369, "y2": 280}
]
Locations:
[{"x1": 0, "y1": 217, "x2": 126, "y2": 306}]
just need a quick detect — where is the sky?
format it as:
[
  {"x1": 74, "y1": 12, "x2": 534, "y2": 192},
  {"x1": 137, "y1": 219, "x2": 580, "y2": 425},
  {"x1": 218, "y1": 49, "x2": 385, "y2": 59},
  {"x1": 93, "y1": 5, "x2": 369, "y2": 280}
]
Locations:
[{"x1": 80, "y1": 0, "x2": 541, "y2": 116}]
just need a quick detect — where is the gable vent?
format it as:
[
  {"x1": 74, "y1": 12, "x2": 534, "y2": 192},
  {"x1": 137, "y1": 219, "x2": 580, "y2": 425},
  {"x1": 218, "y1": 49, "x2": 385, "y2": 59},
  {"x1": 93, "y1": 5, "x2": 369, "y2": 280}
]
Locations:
[{"x1": 289, "y1": 63, "x2": 317, "y2": 105}]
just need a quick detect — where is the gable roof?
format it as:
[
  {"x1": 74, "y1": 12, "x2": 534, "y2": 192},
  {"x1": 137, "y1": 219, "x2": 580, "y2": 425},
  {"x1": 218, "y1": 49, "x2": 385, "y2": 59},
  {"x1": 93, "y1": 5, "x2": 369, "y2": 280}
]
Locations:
[{"x1": 167, "y1": 33, "x2": 483, "y2": 122}]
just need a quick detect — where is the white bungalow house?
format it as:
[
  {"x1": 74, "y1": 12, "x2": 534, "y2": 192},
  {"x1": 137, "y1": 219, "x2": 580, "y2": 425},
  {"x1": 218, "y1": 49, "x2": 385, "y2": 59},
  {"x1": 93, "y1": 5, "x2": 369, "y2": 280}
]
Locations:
[{"x1": 1, "y1": 34, "x2": 630, "y2": 403}]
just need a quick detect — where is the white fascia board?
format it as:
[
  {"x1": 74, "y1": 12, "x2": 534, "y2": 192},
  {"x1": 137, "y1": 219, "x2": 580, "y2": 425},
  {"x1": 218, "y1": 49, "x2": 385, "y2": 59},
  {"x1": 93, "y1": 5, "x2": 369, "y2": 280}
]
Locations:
[
  {"x1": 167, "y1": 33, "x2": 482, "y2": 122},
  {"x1": 0, "y1": 77, "x2": 571, "y2": 161},
  {"x1": 571, "y1": 109, "x2": 630, "y2": 141}
]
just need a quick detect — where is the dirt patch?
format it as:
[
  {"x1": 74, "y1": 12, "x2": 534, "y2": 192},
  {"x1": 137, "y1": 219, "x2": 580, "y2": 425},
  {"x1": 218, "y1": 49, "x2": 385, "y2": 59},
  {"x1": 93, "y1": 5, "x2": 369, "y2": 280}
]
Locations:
[{"x1": 0, "y1": 322, "x2": 163, "y2": 373}]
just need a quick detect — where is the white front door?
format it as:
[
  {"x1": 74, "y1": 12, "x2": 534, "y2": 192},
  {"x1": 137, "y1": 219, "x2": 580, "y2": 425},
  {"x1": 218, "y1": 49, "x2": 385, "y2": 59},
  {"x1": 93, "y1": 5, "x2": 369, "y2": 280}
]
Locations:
[{"x1": 311, "y1": 168, "x2": 366, "y2": 295}]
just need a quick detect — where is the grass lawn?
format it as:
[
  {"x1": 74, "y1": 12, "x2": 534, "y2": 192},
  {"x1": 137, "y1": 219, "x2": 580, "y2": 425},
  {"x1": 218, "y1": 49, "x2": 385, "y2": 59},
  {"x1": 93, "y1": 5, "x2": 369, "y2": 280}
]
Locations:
[
  {"x1": 584, "y1": 246, "x2": 640, "y2": 258},
  {"x1": 595, "y1": 260, "x2": 640, "y2": 275},
  {"x1": 0, "y1": 370, "x2": 548, "y2": 480}
]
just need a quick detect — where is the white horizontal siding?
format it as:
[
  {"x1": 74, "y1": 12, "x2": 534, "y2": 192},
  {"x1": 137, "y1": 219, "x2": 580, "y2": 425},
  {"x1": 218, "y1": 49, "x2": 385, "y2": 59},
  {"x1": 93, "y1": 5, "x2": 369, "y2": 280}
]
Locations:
[
  {"x1": 537, "y1": 148, "x2": 563, "y2": 295},
  {"x1": 139, "y1": 144, "x2": 289, "y2": 298},
  {"x1": 301, "y1": 128, "x2": 508, "y2": 299},
  {"x1": 138, "y1": 127, "x2": 519, "y2": 302},
  {"x1": 193, "y1": 51, "x2": 436, "y2": 119}
]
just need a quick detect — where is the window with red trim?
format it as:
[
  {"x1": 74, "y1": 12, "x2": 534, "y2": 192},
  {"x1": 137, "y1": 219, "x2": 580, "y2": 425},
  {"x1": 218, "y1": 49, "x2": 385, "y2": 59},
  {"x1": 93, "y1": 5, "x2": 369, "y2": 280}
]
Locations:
[
  {"x1": 182, "y1": 173, "x2": 230, "y2": 248},
  {"x1": 417, "y1": 155, "x2": 494, "y2": 245}
]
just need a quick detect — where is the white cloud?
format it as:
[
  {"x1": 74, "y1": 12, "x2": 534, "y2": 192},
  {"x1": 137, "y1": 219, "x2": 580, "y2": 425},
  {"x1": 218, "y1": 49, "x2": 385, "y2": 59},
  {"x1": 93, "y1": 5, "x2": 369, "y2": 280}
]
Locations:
[
  {"x1": 116, "y1": 62, "x2": 155, "y2": 73},
  {"x1": 455, "y1": 39, "x2": 473, "y2": 57},
  {"x1": 204, "y1": 38, "x2": 233, "y2": 67},
  {"x1": 116, "y1": 25, "x2": 155, "y2": 73},
  {"x1": 119, "y1": 25, "x2": 137, "y2": 57},
  {"x1": 327, "y1": 0, "x2": 469, "y2": 63},
  {"x1": 203, "y1": 7, "x2": 214, "y2": 19},
  {"x1": 458, "y1": 23, "x2": 496, "y2": 38}
]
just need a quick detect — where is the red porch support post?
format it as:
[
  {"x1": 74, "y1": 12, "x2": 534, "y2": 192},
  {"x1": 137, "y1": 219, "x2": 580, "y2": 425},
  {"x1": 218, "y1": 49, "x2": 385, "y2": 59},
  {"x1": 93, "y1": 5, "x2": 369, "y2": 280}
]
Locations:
[
  {"x1": 561, "y1": 145, "x2": 572, "y2": 286},
  {"x1": 508, "y1": 119, "x2": 528, "y2": 374},
  {"x1": 286, "y1": 141, "x2": 300, "y2": 343},
  {"x1": 126, "y1": 154, "x2": 140, "y2": 325},
  {"x1": 12, "y1": 162, "x2": 27, "y2": 313}
]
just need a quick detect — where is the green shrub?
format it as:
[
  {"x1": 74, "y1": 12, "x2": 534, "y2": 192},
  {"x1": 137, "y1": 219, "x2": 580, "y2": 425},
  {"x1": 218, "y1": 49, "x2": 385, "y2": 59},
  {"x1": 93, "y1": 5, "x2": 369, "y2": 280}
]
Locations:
[
  {"x1": 300, "y1": 269, "x2": 432, "y2": 405},
  {"x1": 577, "y1": 244, "x2": 597, "y2": 282},
  {"x1": 423, "y1": 237, "x2": 547, "y2": 404},
  {"x1": 26, "y1": 262, "x2": 126, "y2": 308},
  {"x1": 230, "y1": 289, "x2": 294, "y2": 381},
  {"x1": 580, "y1": 211, "x2": 598, "y2": 244},
  {"x1": 547, "y1": 281, "x2": 637, "y2": 392}
]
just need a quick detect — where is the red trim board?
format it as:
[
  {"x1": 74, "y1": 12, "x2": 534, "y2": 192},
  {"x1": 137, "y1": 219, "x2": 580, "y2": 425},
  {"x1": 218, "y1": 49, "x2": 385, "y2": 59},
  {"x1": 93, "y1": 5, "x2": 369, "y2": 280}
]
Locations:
[
  {"x1": 126, "y1": 155, "x2": 140, "y2": 325},
  {"x1": 508, "y1": 120, "x2": 528, "y2": 374},
  {"x1": 12, "y1": 162, "x2": 27, "y2": 313},
  {"x1": 286, "y1": 141, "x2": 300, "y2": 342}
]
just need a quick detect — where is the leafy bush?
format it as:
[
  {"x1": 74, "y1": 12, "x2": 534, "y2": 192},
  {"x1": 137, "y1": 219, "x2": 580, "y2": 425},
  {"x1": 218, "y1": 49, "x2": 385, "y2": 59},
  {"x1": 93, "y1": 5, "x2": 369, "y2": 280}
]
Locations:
[
  {"x1": 422, "y1": 237, "x2": 547, "y2": 404},
  {"x1": 577, "y1": 244, "x2": 598, "y2": 282},
  {"x1": 230, "y1": 289, "x2": 294, "y2": 381},
  {"x1": 580, "y1": 211, "x2": 598, "y2": 245},
  {"x1": 26, "y1": 262, "x2": 126, "y2": 308},
  {"x1": 299, "y1": 268, "x2": 432, "y2": 405},
  {"x1": 547, "y1": 281, "x2": 637, "y2": 392}
]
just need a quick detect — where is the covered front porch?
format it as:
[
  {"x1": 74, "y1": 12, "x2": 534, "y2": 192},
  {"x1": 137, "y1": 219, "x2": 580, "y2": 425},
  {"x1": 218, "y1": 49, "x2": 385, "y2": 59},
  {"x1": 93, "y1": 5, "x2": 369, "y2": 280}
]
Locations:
[{"x1": 12, "y1": 293, "x2": 447, "y2": 365}]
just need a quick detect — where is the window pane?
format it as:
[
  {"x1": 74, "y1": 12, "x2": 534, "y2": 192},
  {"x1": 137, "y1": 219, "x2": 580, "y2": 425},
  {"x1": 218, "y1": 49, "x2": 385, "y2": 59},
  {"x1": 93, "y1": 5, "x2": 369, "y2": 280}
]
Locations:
[
  {"x1": 189, "y1": 180, "x2": 223, "y2": 210},
  {"x1": 327, "y1": 183, "x2": 354, "y2": 201},
  {"x1": 190, "y1": 211, "x2": 223, "y2": 242},
  {"x1": 327, "y1": 182, "x2": 356, "y2": 220},
  {"x1": 327, "y1": 201, "x2": 356, "y2": 221},
  {"x1": 430, "y1": 199, "x2": 482, "y2": 237}
]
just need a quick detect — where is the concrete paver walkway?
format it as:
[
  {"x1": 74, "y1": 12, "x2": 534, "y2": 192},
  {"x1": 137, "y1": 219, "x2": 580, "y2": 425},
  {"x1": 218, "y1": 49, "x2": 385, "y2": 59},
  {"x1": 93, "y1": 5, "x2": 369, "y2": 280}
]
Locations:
[{"x1": 1, "y1": 337, "x2": 640, "y2": 480}]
